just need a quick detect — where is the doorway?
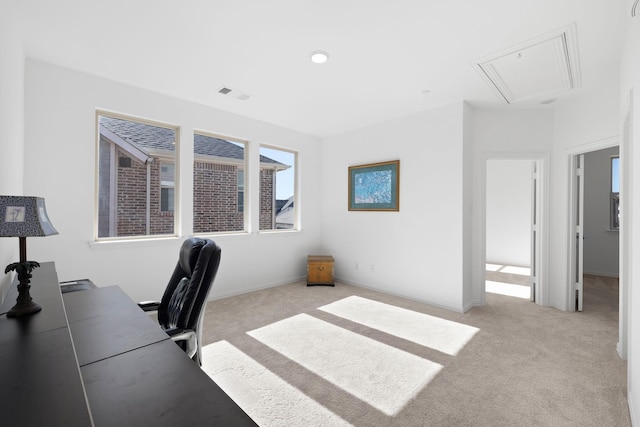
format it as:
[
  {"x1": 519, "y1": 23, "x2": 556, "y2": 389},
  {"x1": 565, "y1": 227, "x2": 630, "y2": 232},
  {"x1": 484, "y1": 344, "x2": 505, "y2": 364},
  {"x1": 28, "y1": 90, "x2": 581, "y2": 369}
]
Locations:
[
  {"x1": 569, "y1": 145, "x2": 620, "y2": 313},
  {"x1": 483, "y1": 155, "x2": 546, "y2": 304}
]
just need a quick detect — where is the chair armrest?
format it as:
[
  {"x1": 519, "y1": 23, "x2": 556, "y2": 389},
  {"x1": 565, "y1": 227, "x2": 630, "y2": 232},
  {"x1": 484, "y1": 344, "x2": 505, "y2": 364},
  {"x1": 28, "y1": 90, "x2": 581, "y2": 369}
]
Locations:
[
  {"x1": 138, "y1": 301, "x2": 160, "y2": 312},
  {"x1": 164, "y1": 327, "x2": 197, "y2": 359}
]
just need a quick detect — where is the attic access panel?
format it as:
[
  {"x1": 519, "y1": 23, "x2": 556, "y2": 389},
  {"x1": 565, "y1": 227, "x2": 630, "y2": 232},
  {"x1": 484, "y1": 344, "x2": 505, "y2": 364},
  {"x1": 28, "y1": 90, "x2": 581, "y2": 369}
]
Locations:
[{"x1": 471, "y1": 23, "x2": 581, "y2": 104}]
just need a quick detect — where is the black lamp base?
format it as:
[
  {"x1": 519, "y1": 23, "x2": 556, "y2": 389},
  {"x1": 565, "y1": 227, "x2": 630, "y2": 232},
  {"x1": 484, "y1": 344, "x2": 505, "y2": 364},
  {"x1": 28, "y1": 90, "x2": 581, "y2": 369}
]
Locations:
[
  {"x1": 6, "y1": 267, "x2": 42, "y2": 318},
  {"x1": 4, "y1": 238, "x2": 44, "y2": 318},
  {"x1": 7, "y1": 298, "x2": 42, "y2": 317}
]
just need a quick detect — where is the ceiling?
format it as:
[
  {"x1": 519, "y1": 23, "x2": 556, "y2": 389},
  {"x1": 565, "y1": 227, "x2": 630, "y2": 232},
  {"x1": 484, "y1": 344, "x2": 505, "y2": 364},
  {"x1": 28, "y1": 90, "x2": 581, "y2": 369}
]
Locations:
[{"x1": 15, "y1": 0, "x2": 627, "y2": 138}]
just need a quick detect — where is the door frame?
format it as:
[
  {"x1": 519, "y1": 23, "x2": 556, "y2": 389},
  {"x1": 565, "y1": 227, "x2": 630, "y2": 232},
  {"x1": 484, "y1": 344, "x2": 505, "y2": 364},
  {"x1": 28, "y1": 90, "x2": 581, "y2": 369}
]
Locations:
[
  {"x1": 568, "y1": 153, "x2": 585, "y2": 311},
  {"x1": 566, "y1": 136, "x2": 619, "y2": 313},
  {"x1": 480, "y1": 152, "x2": 549, "y2": 305},
  {"x1": 619, "y1": 91, "x2": 633, "y2": 360}
]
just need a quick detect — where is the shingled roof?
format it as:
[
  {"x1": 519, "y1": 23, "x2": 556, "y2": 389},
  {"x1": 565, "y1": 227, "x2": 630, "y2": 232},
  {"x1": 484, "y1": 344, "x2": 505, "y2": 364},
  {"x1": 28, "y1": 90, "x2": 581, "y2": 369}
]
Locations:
[{"x1": 100, "y1": 116, "x2": 285, "y2": 166}]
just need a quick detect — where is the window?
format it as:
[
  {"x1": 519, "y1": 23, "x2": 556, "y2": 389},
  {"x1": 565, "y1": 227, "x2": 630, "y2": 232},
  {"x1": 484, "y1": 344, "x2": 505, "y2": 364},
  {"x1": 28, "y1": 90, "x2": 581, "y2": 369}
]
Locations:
[
  {"x1": 193, "y1": 132, "x2": 247, "y2": 233},
  {"x1": 611, "y1": 156, "x2": 620, "y2": 230},
  {"x1": 160, "y1": 162, "x2": 175, "y2": 212},
  {"x1": 237, "y1": 170, "x2": 245, "y2": 213},
  {"x1": 96, "y1": 113, "x2": 177, "y2": 238},
  {"x1": 259, "y1": 146, "x2": 296, "y2": 230}
]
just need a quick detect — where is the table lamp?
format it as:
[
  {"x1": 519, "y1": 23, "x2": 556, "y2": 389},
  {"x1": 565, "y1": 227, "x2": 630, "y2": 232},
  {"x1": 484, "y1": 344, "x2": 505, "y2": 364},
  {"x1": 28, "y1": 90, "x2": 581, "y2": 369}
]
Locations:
[{"x1": 0, "y1": 196, "x2": 58, "y2": 317}]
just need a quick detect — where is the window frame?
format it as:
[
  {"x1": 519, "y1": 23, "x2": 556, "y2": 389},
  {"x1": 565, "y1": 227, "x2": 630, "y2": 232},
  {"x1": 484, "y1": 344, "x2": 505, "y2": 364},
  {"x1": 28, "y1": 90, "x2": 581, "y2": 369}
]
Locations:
[{"x1": 95, "y1": 111, "x2": 179, "y2": 241}]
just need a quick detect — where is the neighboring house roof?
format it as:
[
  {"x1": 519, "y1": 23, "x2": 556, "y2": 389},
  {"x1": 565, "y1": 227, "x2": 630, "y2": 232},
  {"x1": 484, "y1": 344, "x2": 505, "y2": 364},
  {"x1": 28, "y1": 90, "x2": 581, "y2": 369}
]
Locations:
[
  {"x1": 100, "y1": 116, "x2": 176, "y2": 152},
  {"x1": 99, "y1": 116, "x2": 286, "y2": 167},
  {"x1": 275, "y1": 196, "x2": 295, "y2": 227}
]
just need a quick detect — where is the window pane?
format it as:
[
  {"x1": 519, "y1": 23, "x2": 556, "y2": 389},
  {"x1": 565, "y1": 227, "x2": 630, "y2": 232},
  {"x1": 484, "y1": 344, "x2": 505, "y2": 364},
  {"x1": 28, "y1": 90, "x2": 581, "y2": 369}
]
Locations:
[
  {"x1": 611, "y1": 156, "x2": 620, "y2": 229},
  {"x1": 612, "y1": 157, "x2": 620, "y2": 193},
  {"x1": 237, "y1": 170, "x2": 245, "y2": 213},
  {"x1": 259, "y1": 146, "x2": 296, "y2": 230},
  {"x1": 161, "y1": 187, "x2": 174, "y2": 212},
  {"x1": 193, "y1": 133, "x2": 246, "y2": 233},
  {"x1": 97, "y1": 114, "x2": 177, "y2": 238},
  {"x1": 160, "y1": 162, "x2": 175, "y2": 212},
  {"x1": 160, "y1": 162, "x2": 175, "y2": 184}
]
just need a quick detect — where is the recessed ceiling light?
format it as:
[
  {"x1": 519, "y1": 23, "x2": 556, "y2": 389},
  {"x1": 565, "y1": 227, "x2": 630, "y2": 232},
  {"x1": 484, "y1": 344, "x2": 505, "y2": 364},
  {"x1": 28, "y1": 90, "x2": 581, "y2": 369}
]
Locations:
[{"x1": 310, "y1": 51, "x2": 329, "y2": 64}]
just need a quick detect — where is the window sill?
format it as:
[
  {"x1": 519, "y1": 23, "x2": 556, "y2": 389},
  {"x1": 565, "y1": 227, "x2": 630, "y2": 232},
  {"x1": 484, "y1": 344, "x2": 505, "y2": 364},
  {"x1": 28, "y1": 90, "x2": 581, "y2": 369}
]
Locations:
[
  {"x1": 89, "y1": 236, "x2": 181, "y2": 250},
  {"x1": 257, "y1": 229, "x2": 301, "y2": 237}
]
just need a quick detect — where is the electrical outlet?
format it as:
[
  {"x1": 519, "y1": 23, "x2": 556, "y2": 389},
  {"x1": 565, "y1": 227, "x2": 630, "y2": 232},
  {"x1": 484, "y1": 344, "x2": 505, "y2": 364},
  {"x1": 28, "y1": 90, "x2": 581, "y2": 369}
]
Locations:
[
  {"x1": 369, "y1": 264, "x2": 374, "y2": 272},
  {"x1": 355, "y1": 262, "x2": 359, "y2": 270}
]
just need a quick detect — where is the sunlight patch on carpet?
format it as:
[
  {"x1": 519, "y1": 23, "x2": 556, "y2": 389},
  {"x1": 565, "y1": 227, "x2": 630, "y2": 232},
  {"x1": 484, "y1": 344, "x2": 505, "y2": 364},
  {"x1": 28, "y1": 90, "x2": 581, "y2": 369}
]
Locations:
[
  {"x1": 485, "y1": 263, "x2": 503, "y2": 271},
  {"x1": 201, "y1": 341, "x2": 353, "y2": 427},
  {"x1": 319, "y1": 296, "x2": 479, "y2": 356},
  {"x1": 486, "y1": 280, "x2": 531, "y2": 299},
  {"x1": 247, "y1": 313, "x2": 443, "y2": 416},
  {"x1": 500, "y1": 265, "x2": 531, "y2": 275}
]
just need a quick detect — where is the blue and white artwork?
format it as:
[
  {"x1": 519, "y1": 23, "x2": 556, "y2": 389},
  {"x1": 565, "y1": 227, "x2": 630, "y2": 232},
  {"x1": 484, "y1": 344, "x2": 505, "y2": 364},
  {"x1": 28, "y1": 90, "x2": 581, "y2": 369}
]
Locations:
[
  {"x1": 354, "y1": 170, "x2": 392, "y2": 204},
  {"x1": 348, "y1": 160, "x2": 399, "y2": 211}
]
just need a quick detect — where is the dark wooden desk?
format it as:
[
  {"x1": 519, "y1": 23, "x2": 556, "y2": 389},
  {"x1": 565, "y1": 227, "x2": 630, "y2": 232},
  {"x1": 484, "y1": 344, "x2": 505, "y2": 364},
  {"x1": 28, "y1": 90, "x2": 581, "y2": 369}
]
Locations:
[
  {"x1": 1, "y1": 262, "x2": 257, "y2": 426},
  {"x1": 65, "y1": 285, "x2": 257, "y2": 426},
  {"x1": 0, "y1": 262, "x2": 93, "y2": 426}
]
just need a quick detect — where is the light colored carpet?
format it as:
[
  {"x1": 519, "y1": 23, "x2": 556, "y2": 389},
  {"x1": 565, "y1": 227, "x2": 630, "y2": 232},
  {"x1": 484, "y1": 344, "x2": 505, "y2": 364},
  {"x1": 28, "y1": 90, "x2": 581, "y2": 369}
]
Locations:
[
  {"x1": 319, "y1": 296, "x2": 478, "y2": 356},
  {"x1": 201, "y1": 276, "x2": 630, "y2": 426},
  {"x1": 246, "y1": 312, "x2": 442, "y2": 416},
  {"x1": 202, "y1": 340, "x2": 353, "y2": 426}
]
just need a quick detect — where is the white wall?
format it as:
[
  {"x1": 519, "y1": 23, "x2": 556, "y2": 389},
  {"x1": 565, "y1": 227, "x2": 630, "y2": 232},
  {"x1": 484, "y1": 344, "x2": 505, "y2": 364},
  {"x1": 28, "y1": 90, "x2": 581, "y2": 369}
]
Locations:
[
  {"x1": 620, "y1": 8, "x2": 640, "y2": 424},
  {"x1": 583, "y1": 146, "x2": 619, "y2": 277},
  {"x1": 22, "y1": 60, "x2": 323, "y2": 302},
  {"x1": 550, "y1": 82, "x2": 621, "y2": 310},
  {"x1": 0, "y1": 0, "x2": 24, "y2": 302},
  {"x1": 462, "y1": 103, "x2": 474, "y2": 309},
  {"x1": 320, "y1": 102, "x2": 468, "y2": 311},
  {"x1": 470, "y1": 108, "x2": 553, "y2": 305},
  {"x1": 486, "y1": 159, "x2": 531, "y2": 267}
]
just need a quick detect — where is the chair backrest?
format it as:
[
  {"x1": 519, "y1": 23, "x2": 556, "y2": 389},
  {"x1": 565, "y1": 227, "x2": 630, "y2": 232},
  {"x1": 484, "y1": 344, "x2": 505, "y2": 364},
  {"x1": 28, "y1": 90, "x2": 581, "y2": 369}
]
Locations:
[{"x1": 157, "y1": 238, "x2": 221, "y2": 358}]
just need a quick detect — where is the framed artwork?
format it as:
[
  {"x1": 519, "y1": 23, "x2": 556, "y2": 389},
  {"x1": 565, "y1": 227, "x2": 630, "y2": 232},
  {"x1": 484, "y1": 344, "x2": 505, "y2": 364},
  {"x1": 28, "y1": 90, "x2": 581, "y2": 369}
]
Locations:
[{"x1": 348, "y1": 160, "x2": 400, "y2": 211}]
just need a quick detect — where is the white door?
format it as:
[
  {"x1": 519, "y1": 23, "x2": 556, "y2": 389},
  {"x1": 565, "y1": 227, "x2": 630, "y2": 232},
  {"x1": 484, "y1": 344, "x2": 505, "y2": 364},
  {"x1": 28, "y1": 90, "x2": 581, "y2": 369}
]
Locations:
[{"x1": 575, "y1": 154, "x2": 585, "y2": 311}]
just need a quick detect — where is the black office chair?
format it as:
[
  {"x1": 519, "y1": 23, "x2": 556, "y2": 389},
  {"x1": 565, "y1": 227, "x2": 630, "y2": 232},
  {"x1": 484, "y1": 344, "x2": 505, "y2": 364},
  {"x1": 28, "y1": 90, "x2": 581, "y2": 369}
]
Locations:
[{"x1": 139, "y1": 237, "x2": 221, "y2": 365}]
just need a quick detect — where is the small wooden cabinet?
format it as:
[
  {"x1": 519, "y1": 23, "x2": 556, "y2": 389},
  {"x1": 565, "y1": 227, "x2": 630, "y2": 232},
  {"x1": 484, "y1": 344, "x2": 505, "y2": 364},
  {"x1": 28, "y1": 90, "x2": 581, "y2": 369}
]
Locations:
[{"x1": 307, "y1": 255, "x2": 335, "y2": 286}]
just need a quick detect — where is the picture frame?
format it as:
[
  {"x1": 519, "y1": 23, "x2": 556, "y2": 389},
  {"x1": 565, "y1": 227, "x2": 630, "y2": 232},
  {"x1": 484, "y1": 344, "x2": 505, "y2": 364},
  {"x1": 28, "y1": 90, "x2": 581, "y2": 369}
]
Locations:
[{"x1": 348, "y1": 160, "x2": 400, "y2": 211}]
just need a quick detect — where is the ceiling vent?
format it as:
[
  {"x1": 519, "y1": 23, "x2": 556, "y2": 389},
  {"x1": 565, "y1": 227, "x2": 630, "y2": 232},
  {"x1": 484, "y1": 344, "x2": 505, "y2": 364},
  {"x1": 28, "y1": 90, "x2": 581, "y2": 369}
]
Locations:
[
  {"x1": 217, "y1": 86, "x2": 252, "y2": 101},
  {"x1": 470, "y1": 23, "x2": 581, "y2": 104}
]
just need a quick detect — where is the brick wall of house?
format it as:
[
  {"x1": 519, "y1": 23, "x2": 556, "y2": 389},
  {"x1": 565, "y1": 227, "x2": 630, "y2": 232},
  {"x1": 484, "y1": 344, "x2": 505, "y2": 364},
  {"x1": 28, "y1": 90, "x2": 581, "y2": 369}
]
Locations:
[
  {"x1": 149, "y1": 159, "x2": 174, "y2": 234},
  {"x1": 116, "y1": 151, "x2": 173, "y2": 236},
  {"x1": 115, "y1": 152, "x2": 274, "y2": 235},
  {"x1": 116, "y1": 152, "x2": 148, "y2": 236},
  {"x1": 260, "y1": 168, "x2": 275, "y2": 230},
  {"x1": 193, "y1": 162, "x2": 243, "y2": 233}
]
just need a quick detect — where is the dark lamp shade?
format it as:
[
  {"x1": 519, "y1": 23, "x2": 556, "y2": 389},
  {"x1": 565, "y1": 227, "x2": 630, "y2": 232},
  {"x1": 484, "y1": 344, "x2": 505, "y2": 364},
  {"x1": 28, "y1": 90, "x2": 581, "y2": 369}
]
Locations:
[{"x1": 0, "y1": 196, "x2": 58, "y2": 238}]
